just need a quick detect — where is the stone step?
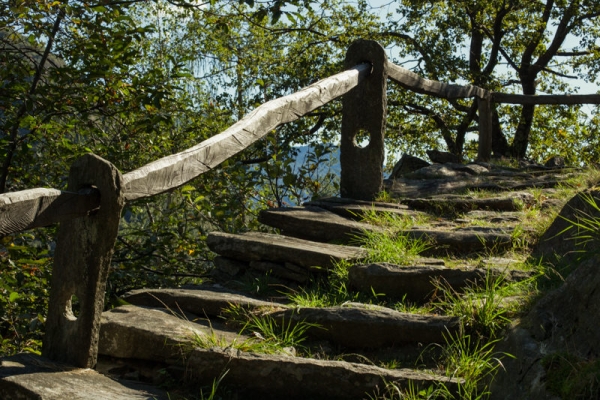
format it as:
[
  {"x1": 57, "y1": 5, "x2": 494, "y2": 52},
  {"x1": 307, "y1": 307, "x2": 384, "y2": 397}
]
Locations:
[
  {"x1": 0, "y1": 353, "x2": 168, "y2": 399},
  {"x1": 121, "y1": 286, "x2": 287, "y2": 318},
  {"x1": 348, "y1": 263, "x2": 533, "y2": 302},
  {"x1": 99, "y1": 304, "x2": 462, "y2": 399},
  {"x1": 206, "y1": 231, "x2": 367, "y2": 270},
  {"x1": 304, "y1": 197, "x2": 425, "y2": 220},
  {"x1": 258, "y1": 206, "x2": 379, "y2": 243},
  {"x1": 401, "y1": 192, "x2": 534, "y2": 213},
  {"x1": 386, "y1": 172, "x2": 575, "y2": 198},
  {"x1": 258, "y1": 207, "x2": 514, "y2": 254},
  {"x1": 268, "y1": 304, "x2": 460, "y2": 347}
]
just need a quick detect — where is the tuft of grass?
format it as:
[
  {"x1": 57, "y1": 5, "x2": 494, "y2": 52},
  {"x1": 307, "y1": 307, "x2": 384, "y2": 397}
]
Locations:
[
  {"x1": 359, "y1": 229, "x2": 431, "y2": 265},
  {"x1": 432, "y1": 273, "x2": 513, "y2": 340},
  {"x1": 220, "y1": 304, "x2": 320, "y2": 355},
  {"x1": 436, "y1": 332, "x2": 510, "y2": 400}
]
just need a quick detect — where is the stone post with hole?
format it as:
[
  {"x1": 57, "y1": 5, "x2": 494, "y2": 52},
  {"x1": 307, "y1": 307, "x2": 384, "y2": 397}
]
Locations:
[
  {"x1": 340, "y1": 39, "x2": 388, "y2": 201},
  {"x1": 42, "y1": 154, "x2": 124, "y2": 368}
]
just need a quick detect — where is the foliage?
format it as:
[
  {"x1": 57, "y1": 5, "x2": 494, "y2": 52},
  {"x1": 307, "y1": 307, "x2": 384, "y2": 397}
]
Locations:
[
  {"x1": 0, "y1": 232, "x2": 53, "y2": 356},
  {"x1": 542, "y1": 352, "x2": 600, "y2": 399}
]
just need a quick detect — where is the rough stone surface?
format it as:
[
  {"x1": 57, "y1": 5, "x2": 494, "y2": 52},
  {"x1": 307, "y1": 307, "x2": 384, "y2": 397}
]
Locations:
[
  {"x1": 531, "y1": 189, "x2": 600, "y2": 266},
  {"x1": 390, "y1": 154, "x2": 430, "y2": 179},
  {"x1": 0, "y1": 353, "x2": 167, "y2": 400},
  {"x1": 258, "y1": 206, "x2": 378, "y2": 243},
  {"x1": 268, "y1": 305, "x2": 461, "y2": 347},
  {"x1": 99, "y1": 305, "x2": 247, "y2": 362},
  {"x1": 206, "y1": 231, "x2": 367, "y2": 269},
  {"x1": 348, "y1": 263, "x2": 532, "y2": 302},
  {"x1": 249, "y1": 260, "x2": 309, "y2": 283},
  {"x1": 121, "y1": 286, "x2": 284, "y2": 318},
  {"x1": 305, "y1": 197, "x2": 422, "y2": 220},
  {"x1": 213, "y1": 256, "x2": 248, "y2": 276},
  {"x1": 402, "y1": 193, "x2": 533, "y2": 212},
  {"x1": 184, "y1": 346, "x2": 461, "y2": 400},
  {"x1": 427, "y1": 149, "x2": 461, "y2": 164},
  {"x1": 407, "y1": 228, "x2": 513, "y2": 254}
]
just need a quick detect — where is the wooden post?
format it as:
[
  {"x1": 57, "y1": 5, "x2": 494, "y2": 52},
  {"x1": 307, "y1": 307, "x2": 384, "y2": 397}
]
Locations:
[
  {"x1": 43, "y1": 154, "x2": 124, "y2": 368},
  {"x1": 340, "y1": 40, "x2": 387, "y2": 200},
  {"x1": 477, "y1": 95, "x2": 493, "y2": 162}
]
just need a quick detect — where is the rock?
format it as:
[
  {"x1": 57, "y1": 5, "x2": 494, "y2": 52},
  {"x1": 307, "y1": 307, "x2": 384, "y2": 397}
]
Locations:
[
  {"x1": 121, "y1": 286, "x2": 284, "y2": 318},
  {"x1": 258, "y1": 206, "x2": 378, "y2": 243},
  {"x1": 249, "y1": 260, "x2": 309, "y2": 283},
  {"x1": 0, "y1": 353, "x2": 168, "y2": 399},
  {"x1": 531, "y1": 189, "x2": 600, "y2": 267},
  {"x1": 348, "y1": 263, "x2": 532, "y2": 302},
  {"x1": 206, "y1": 231, "x2": 367, "y2": 270},
  {"x1": 402, "y1": 193, "x2": 534, "y2": 213},
  {"x1": 304, "y1": 197, "x2": 422, "y2": 220},
  {"x1": 99, "y1": 305, "x2": 246, "y2": 361},
  {"x1": 268, "y1": 305, "x2": 461, "y2": 347},
  {"x1": 544, "y1": 156, "x2": 565, "y2": 168},
  {"x1": 390, "y1": 154, "x2": 430, "y2": 179},
  {"x1": 184, "y1": 346, "x2": 462, "y2": 400},
  {"x1": 213, "y1": 256, "x2": 248, "y2": 276},
  {"x1": 427, "y1": 149, "x2": 461, "y2": 164},
  {"x1": 407, "y1": 164, "x2": 472, "y2": 179},
  {"x1": 407, "y1": 228, "x2": 513, "y2": 254}
]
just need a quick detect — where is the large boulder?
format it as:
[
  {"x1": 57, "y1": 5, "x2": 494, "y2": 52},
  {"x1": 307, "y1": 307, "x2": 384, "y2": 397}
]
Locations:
[{"x1": 491, "y1": 188, "x2": 600, "y2": 399}]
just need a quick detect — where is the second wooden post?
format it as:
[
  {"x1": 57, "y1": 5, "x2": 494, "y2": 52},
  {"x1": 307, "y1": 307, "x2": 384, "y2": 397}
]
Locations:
[{"x1": 340, "y1": 40, "x2": 388, "y2": 200}]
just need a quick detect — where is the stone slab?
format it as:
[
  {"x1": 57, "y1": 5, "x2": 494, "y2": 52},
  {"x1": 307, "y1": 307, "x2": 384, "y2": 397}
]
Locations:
[
  {"x1": 206, "y1": 231, "x2": 367, "y2": 269},
  {"x1": 268, "y1": 305, "x2": 460, "y2": 347},
  {"x1": 0, "y1": 353, "x2": 167, "y2": 399},
  {"x1": 122, "y1": 286, "x2": 285, "y2": 318}
]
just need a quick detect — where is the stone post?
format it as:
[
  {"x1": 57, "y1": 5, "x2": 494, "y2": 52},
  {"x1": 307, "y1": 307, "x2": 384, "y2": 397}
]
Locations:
[
  {"x1": 340, "y1": 40, "x2": 387, "y2": 200},
  {"x1": 43, "y1": 154, "x2": 124, "y2": 368}
]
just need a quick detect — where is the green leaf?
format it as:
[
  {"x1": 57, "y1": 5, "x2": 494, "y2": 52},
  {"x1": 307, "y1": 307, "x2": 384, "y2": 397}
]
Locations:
[{"x1": 9, "y1": 292, "x2": 20, "y2": 302}]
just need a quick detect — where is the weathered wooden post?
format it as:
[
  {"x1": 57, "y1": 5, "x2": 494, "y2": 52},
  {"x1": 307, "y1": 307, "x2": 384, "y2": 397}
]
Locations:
[
  {"x1": 341, "y1": 40, "x2": 387, "y2": 200},
  {"x1": 477, "y1": 94, "x2": 493, "y2": 161},
  {"x1": 43, "y1": 154, "x2": 124, "y2": 368}
]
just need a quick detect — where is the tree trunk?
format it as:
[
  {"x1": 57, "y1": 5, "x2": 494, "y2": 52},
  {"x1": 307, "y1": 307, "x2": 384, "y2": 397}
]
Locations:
[
  {"x1": 491, "y1": 105, "x2": 510, "y2": 157},
  {"x1": 510, "y1": 79, "x2": 537, "y2": 158}
]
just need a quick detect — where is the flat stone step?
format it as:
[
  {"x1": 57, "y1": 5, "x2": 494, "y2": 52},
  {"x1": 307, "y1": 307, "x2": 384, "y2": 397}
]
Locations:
[
  {"x1": 304, "y1": 197, "x2": 425, "y2": 220},
  {"x1": 258, "y1": 206, "x2": 514, "y2": 254},
  {"x1": 206, "y1": 231, "x2": 367, "y2": 270},
  {"x1": 386, "y1": 173, "x2": 574, "y2": 198},
  {"x1": 100, "y1": 305, "x2": 246, "y2": 362},
  {"x1": 0, "y1": 353, "x2": 168, "y2": 399},
  {"x1": 122, "y1": 286, "x2": 287, "y2": 318},
  {"x1": 99, "y1": 304, "x2": 462, "y2": 399},
  {"x1": 401, "y1": 192, "x2": 534, "y2": 212},
  {"x1": 258, "y1": 206, "x2": 379, "y2": 243},
  {"x1": 348, "y1": 263, "x2": 533, "y2": 302},
  {"x1": 407, "y1": 228, "x2": 513, "y2": 254},
  {"x1": 268, "y1": 305, "x2": 460, "y2": 348}
]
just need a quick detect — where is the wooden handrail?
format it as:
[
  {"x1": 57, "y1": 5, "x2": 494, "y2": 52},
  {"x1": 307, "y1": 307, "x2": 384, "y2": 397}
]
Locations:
[
  {"x1": 0, "y1": 63, "x2": 371, "y2": 235},
  {"x1": 122, "y1": 63, "x2": 371, "y2": 202},
  {"x1": 0, "y1": 188, "x2": 100, "y2": 237},
  {"x1": 3, "y1": 48, "x2": 600, "y2": 235},
  {"x1": 387, "y1": 63, "x2": 488, "y2": 100}
]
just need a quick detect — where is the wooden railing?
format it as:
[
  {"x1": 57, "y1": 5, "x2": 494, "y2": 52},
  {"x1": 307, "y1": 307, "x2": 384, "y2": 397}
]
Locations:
[{"x1": 1, "y1": 39, "x2": 599, "y2": 368}]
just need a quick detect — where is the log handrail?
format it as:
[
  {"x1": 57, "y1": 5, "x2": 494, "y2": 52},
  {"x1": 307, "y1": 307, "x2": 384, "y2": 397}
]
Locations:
[
  {"x1": 2, "y1": 44, "x2": 600, "y2": 236},
  {"x1": 0, "y1": 63, "x2": 371, "y2": 236}
]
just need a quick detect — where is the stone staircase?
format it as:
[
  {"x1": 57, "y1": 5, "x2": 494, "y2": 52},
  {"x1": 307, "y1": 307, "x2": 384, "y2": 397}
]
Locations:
[{"x1": 2, "y1": 161, "x2": 586, "y2": 399}]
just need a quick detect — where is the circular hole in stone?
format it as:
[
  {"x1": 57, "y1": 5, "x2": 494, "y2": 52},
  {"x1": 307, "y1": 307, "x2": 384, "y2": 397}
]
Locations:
[
  {"x1": 353, "y1": 129, "x2": 371, "y2": 148},
  {"x1": 69, "y1": 294, "x2": 80, "y2": 320}
]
